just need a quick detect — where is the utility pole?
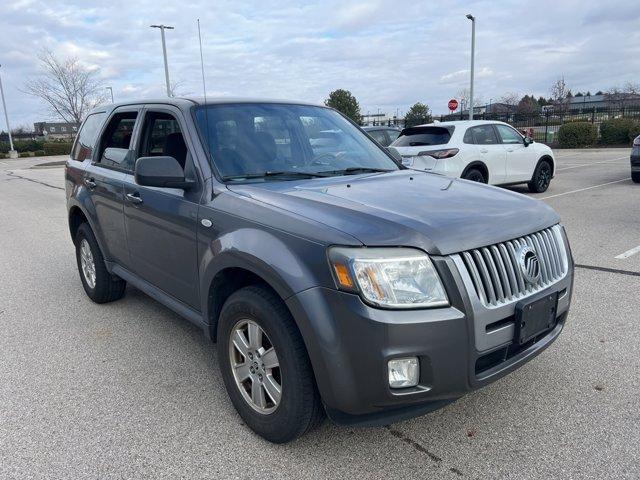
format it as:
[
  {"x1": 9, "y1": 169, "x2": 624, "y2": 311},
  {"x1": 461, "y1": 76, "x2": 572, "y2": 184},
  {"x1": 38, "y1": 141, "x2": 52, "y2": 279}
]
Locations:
[
  {"x1": 466, "y1": 14, "x2": 476, "y2": 121},
  {"x1": 0, "y1": 65, "x2": 17, "y2": 159},
  {"x1": 106, "y1": 86, "x2": 114, "y2": 103},
  {"x1": 150, "y1": 24, "x2": 175, "y2": 97}
]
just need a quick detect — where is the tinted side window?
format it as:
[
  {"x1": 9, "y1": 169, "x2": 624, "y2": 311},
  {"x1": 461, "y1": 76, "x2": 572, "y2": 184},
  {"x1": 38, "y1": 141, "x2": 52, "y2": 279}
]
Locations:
[
  {"x1": 471, "y1": 125, "x2": 499, "y2": 145},
  {"x1": 138, "y1": 112, "x2": 188, "y2": 169},
  {"x1": 71, "y1": 113, "x2": 106, "y2": 161},
  {"x1": 495, "y1": 124, "x2": 523, "y2": 144},
  {"x1": 463, "y1": 128, "x2": 475, "y2": 144},
  {"x1": 97, "y1": 112, "x2": 138, "y2": 169}
]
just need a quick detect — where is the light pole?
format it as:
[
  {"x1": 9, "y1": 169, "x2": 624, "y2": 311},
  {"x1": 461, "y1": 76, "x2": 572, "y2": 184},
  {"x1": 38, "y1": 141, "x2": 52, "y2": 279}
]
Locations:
[
  {"x1": 466, "y1": 14, "x2": 475, "y2": 121},
  {"x1": 106, "y1": 86, "x2": 114, "y2": 103},
  {"x1": 0, "y1": 65, "x2": 17, "y2": 159},
  {"x1": 150, "y1": 24, "x2": 175, "y2": 97}
]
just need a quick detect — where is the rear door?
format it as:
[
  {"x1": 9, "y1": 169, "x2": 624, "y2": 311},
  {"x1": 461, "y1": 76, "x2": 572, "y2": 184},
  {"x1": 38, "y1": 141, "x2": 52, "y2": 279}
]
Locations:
[
  {"x1": 495, "y1": 124, "x2": 536, "y2": 182},
  {"x1": 464, "y1": 125, "x2": 506, "y2": 184},
  {"x1": 84, "y1": 107, "x2": 142, "y2": 266},
  {"x1": 122, "y1": 105, "x2": 202, "y2": 310}
]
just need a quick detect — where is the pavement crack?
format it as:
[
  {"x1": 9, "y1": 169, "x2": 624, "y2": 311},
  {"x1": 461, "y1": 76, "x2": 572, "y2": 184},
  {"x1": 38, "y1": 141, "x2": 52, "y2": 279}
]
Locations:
[
  {"x1": 4, "y1": 170, "x2": 64, "y2": 191},
  {"x1": 575, "y1": 263, "x2": 640, "y2": 277}
]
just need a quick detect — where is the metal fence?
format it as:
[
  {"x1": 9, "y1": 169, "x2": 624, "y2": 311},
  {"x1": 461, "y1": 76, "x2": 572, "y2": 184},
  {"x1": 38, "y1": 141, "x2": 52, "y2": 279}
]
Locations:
[
  {"x1": 438, "y1": 106, "x2": 640, "y2": 145},
  {"x1": 370, "y1": 106, "x2": 640, "y2": 145}
]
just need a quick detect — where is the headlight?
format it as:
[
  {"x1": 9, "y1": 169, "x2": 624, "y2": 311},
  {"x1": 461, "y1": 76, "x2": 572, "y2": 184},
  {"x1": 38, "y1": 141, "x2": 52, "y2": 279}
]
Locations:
[{"x1": 328, "y1": 247, "x2": 448, "y2": 308}]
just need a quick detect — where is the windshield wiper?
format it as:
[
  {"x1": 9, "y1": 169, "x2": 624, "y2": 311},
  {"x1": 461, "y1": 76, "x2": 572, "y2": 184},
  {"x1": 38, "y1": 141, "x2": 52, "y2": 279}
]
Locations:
[
  {"x1": 319, "y1": 167, "x2": 395, "y2": 176},
  {"x1": 222, "y1": 170, "x2": 331, "y2": 181}
]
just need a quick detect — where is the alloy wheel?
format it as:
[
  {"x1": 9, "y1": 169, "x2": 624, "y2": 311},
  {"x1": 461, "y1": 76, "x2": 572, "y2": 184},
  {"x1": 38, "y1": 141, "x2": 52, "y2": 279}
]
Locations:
[
  {"x1": 229, "y1": 319, "x2": 282, "y2": 414},
  {"x1": 538, "y1": 164, "x2": 551, "y2": 190},
  {"x1": 79, "y1": 239, "x2": 96, "y2": 289}
]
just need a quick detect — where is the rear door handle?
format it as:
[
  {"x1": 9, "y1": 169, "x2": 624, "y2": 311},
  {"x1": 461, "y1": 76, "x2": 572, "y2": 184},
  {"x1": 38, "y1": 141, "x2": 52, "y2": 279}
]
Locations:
[
  {"x1": 84, "y1": 178, "x2": 97, "y2": 189},
  {"x1": 506, "y1": 148, "x2": 514, "y2": 153},
  {"x1": 480, "y1": 149, "x2": 488, "y2": 154},
  {"x1": 126, "y1": 193, "x2": 143, "y2": 204}
]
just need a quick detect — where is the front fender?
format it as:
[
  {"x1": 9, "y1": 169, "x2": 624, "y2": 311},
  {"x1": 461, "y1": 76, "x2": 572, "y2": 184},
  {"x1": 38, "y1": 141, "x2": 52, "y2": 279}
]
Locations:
[{"x1": 198, "y1": 226, "x2": 335, "y2": 323}]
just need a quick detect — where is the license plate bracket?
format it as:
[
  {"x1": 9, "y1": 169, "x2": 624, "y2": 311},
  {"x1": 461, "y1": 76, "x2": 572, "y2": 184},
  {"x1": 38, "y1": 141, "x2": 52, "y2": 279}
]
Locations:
[{"x1": 514, "y1": 292, "x2": 558, "y2": 345}]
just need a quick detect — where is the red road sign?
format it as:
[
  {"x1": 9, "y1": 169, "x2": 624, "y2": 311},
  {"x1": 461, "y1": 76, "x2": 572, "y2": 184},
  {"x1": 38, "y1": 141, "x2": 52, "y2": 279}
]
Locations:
[{"x1": 448, "y1": 99, "x2": 459, "y2": 111}]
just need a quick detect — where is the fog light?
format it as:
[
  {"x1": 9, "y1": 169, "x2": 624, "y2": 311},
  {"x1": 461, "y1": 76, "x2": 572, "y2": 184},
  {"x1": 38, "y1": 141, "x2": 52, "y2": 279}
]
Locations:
[{"x1": 388, "y1": 357, "x2": 419, "y2": 389}]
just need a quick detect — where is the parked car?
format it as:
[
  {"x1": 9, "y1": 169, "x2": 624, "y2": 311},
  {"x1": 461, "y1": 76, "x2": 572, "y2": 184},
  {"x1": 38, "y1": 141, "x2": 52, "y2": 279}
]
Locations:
[
  {"x1": 66, "y1": 98, "x2": 573, "y2": 443},
  {"x1": 631, "y1": 135, "x2": 640, "y2": 183},
  {"x1": 362, "y1": 125, "x2": 401, "y2": 147},
  {"x1": 391, "y1": 120, "x2": 556, "y2": 193}
]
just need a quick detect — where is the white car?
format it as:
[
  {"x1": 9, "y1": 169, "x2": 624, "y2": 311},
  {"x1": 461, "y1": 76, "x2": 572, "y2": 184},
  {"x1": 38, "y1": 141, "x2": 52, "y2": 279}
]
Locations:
[{"x1": 390, "y1": 120, "x2": 555, "y2": 193}]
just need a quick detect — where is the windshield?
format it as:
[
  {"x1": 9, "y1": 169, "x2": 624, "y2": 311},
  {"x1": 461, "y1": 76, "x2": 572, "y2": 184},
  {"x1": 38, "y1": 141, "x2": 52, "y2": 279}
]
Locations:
[
  {"x1": 392, "y1": 126, "x2": 453, "y2": 147},
  {"x1": 194, "y1": 103, "x2": 399, "y2": 180}
]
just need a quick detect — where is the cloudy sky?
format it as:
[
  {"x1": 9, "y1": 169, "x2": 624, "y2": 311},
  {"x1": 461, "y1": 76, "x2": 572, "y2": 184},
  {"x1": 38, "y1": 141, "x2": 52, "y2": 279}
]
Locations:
[{"x1": 1, "y1": 0, "x2": 639, "y2": 128}]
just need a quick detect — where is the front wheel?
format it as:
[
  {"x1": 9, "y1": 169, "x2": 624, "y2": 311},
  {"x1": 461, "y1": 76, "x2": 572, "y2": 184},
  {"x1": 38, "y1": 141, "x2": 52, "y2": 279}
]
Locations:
[
  {"x1": 528, "y1": 160, "x2": 552, "y2": 193},
  {"x1": 217, "y1": 285, "x2": 324, "y2": 443}
]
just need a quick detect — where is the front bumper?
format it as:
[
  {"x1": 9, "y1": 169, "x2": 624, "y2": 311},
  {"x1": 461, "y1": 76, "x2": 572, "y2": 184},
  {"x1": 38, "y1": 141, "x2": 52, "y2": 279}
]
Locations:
[
  {"x1": 631, "y1": 150, "x2": 640, "y2": 172},
  {"x1": 286, "y1": 254, "x2": 574, "y2": 426}
]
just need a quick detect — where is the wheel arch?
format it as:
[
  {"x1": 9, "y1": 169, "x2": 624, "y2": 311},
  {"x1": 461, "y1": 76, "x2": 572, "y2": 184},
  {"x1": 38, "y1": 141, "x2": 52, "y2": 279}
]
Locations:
[
  {"x1": 461, "y1": 161, "x2": 489, "y2": 183},
  {"x1": 536, "y1": 154, "x2": 555, "y2": 178}
]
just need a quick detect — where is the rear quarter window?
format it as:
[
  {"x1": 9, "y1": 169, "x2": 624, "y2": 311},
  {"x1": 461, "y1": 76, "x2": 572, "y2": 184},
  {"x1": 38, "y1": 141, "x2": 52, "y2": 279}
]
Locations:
[
  {"x1": 392, "y1": 126, "x2": 453, "y2": 147},
  {"x1": 71, "y1": 113, "x2": 106, "y2": 161}
]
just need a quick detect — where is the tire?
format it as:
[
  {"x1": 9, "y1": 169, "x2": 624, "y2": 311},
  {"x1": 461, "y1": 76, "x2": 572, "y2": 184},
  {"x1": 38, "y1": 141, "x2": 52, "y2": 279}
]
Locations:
[
  {"x1": 75, "y1": 223, "x2": 126, "y2": 303},
  {"x1": 463, "y1": 168, "x2": 486, "y2": 183},
  {"x1": 528, "y1": 159, "x2": 552, "y2": 193},
  {"x1": 632, "y1": 172, "x2": 640, "y2": 183},
  {"x1": 217, "y1": 285, "x2": 324, "y2": 443}
]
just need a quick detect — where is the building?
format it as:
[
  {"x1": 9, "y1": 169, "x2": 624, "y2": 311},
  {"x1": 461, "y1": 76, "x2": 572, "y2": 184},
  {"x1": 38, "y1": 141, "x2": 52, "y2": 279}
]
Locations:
[{"x1": 33, "y1": 122, "x2": 79, "y2": 140}]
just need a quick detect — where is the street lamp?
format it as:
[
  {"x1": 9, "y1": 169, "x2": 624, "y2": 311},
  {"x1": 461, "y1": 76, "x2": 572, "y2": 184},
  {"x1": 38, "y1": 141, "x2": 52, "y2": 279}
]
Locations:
[
  {"x1": 150, "y1": 24, "x2": 175, "y2": 97},
  {"x1": 106, "y1": 86, "x2": 114, "y2": 103},
  {"x1": 0, "y1": 65, "x2": 17, "y2": 159},
  {"x1": 466, "y1": 14, "x2": 475, "y2": 121}
]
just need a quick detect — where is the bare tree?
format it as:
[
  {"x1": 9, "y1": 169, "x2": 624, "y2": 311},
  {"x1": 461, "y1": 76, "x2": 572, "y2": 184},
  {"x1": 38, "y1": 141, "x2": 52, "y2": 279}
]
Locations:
[
  {"x1": 550, "y1": 76, "x2": 569, "y2": 104},
  {"x1": 23, "y1": 50, "x2": 106, "y2": 124},
  {"x1": 457, "y1": 88, "x2": 483, "y2": 112},
  {"x1": 605, "y1": 82, "x2": 640, "y2": 110},
  {"x1": 499, "y1": 92, "x2": 520, "y2": 107},
  {"x1": 168, "y1": 79, "x2": 190, "y2": 97}
]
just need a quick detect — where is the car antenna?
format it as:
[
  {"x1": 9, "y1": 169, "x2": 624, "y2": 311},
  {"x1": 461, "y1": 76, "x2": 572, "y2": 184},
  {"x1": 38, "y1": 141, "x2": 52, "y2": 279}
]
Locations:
[{"x1": 197, "y1": 18, "x2": 212, "y2": 158}]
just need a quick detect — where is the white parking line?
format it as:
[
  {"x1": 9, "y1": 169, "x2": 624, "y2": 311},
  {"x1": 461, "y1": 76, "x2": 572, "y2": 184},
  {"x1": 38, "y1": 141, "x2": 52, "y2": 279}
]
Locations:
[
  {"x1": 540, "y1": 178, "x2": 631, "y2": 200},
  {"x1": 615, "y1": 245, "x2": 640, "y2": 260},
  {"x1": 556, "y1": 156, "x2": 628, "y2": 172}
]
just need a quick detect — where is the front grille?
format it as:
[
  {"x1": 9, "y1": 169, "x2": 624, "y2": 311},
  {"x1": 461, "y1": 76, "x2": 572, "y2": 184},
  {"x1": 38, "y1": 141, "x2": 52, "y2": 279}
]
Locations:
[{"x1": 459, "y1": 225, "x2": 568, "y2": 307}]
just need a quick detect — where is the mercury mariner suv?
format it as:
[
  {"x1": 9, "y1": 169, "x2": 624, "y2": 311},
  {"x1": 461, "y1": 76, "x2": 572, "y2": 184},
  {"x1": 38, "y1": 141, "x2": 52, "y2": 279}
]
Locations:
[{"x1": 65, "y1": 98, "x2": 574, "y2": 443}]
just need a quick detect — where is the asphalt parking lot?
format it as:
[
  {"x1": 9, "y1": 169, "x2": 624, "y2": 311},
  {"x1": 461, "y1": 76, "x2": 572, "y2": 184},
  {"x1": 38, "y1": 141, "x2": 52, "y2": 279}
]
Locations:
[{"x1": 0, "y1": 149, "x2": 638, "y2": 479}]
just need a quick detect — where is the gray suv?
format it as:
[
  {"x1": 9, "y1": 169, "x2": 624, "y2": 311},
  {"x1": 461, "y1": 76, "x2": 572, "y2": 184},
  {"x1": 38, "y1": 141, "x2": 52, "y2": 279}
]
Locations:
[{"x1": 65, "y1": 98, "x2": 574, "y2": 443}]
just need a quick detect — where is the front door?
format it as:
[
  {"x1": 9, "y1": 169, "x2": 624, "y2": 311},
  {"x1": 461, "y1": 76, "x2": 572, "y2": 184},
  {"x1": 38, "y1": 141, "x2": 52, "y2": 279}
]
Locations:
[
  {"x1": 122, "y1": 106, "x2": 201, "y2": 310},
  {"x1": 495, "y1": 124, "x2": 536, "y2": 183}
]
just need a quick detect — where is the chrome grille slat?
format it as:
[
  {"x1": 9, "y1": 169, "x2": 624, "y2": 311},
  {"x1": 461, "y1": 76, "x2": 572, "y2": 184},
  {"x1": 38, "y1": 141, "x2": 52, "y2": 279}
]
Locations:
[{"x1": 457, "y1": 226, "x2": 568, "y2": 307}]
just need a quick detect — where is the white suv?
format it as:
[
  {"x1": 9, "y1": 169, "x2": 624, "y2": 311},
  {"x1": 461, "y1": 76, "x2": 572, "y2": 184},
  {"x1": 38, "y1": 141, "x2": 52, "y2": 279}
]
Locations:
[{"x1": 390, "y1": 120, "x2": 555, "y2": 193}]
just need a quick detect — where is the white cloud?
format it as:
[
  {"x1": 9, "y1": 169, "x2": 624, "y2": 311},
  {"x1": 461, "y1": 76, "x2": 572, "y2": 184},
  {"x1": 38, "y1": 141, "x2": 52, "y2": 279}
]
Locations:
[{"x1": 0, "y1": 0, "x2": 639, "y2": 127}]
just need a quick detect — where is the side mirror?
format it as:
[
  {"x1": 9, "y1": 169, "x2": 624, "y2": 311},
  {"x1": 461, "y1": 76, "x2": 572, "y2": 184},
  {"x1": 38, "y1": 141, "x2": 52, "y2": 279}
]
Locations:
[
  {"x1": 523, "y1": 136, "x2": 533, "y2": 147},
  {"x1": 134, "y1": 156, "x2": 192, "y2": 189},
  {"x1": 386, "y1": 146, "x2": 403, "y2": 163}
]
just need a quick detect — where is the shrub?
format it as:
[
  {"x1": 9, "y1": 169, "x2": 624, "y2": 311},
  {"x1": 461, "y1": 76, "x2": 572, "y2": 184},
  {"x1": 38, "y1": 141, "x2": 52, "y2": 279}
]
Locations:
[
  {"x1": 557, "y1": 122, "x2": 598, "y2": 148},
  {"x1": 13, "y1": 140, "x2": 44, "y2": 153},
  {"x1": 629, "y1": 123, "x2": 640, "y2": 143},
  {"x1": 18, "y1": 151, "x2": 33, "y2": 158},
  {"x1": 599, "y1": 118, "x2": 639, "y2": 145},
  {"x1": 43, "y1": 142, "x2": 73, "y2": 156},
  {"x1": 34, "y1": 150, "x2": 46, "y2": 157}
]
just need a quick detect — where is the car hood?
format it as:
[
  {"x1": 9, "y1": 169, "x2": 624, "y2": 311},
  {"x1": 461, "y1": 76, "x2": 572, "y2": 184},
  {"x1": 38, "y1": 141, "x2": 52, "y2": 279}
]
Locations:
[{"x1": 227, "y1": 170, "x2": 560, "y2": 255}]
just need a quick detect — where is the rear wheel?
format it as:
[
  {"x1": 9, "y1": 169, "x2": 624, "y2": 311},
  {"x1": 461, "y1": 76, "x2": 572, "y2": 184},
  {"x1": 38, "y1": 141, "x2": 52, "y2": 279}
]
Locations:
[
  {"x1": 463, "y1": 168, "x2": 486, "y2": 183},
  {"x1": 528, "y1": 160, "x2": 552, "y2": 193},
  {"x1": 75, "y1": 223, "x2": 126, "y2": 303},
  {"x1": 217, "y1": 285, "x2": 324, "y2": 443},
  {"x1": 632, "y1": 172, "x2": 640, "y2": 183}
]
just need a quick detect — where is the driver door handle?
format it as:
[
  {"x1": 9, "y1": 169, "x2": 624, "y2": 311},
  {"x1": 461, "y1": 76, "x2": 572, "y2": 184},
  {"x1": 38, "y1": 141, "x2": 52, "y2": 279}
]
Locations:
[
  {"x1": 126, "y1": 192, "x2": 143, "y2": 204},
  {"x1": 84, "y1": 178, "x2": 97, "y2": 189}
]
